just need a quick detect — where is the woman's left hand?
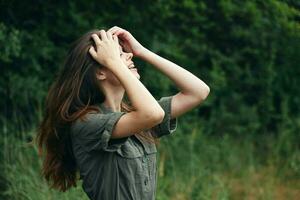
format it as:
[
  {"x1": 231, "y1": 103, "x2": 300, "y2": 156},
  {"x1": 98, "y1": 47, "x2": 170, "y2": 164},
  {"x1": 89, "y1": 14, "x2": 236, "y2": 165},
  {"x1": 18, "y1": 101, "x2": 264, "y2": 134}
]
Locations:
[{"x1": 108, "y1": 26, "x2": 146, "y2": 57}]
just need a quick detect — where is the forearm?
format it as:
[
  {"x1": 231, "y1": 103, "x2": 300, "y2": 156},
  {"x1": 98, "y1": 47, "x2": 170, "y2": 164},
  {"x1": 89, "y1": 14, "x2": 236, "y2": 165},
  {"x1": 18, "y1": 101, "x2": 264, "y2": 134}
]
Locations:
[
  {"x1": 138, "y1": 48, "x2": 210, "y2": 100},
  {"x1": 108, "y1": 60, "x2": 164, "y2": 117}
]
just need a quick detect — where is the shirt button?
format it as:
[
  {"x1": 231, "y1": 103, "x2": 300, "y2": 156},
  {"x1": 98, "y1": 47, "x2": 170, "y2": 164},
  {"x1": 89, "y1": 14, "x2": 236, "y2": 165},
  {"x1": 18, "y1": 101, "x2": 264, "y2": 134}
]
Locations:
[{"x1": 144, "y1": 179, "x2": 148, "y2": 185}]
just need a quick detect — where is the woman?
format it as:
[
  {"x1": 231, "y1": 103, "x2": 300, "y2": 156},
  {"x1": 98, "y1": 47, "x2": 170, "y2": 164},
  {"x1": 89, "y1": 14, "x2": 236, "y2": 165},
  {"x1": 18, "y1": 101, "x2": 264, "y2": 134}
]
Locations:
[{"x1": 36, "y1": 26, "x2": 210, "y2": 200}]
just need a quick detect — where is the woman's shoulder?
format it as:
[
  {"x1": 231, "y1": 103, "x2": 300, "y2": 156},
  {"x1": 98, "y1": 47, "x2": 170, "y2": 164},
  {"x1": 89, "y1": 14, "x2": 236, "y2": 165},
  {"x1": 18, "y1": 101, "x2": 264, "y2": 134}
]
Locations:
[
  {"x1": 70, "y1": 111, "x2": 102, "y2": 132},
  {"x1": 70, "y1": 109, "x2": 127, "y2": 135}
]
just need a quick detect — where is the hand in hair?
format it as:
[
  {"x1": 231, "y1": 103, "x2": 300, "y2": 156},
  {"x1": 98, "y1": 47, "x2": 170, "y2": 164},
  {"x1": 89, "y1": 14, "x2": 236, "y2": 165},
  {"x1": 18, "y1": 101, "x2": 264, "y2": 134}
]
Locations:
[
  {"x1": 108, "y1": 26, "x2": 145, "y2": 58},
  {"x1": 89, "y1": 30, "x2": 122, "y2": 68}
]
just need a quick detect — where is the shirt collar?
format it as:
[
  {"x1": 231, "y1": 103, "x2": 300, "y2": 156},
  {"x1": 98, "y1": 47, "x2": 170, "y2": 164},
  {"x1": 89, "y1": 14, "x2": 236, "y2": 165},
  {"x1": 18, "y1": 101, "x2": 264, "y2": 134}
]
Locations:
[{"x1": 98, "y1": 102, "x2": 114, "y2": 113}]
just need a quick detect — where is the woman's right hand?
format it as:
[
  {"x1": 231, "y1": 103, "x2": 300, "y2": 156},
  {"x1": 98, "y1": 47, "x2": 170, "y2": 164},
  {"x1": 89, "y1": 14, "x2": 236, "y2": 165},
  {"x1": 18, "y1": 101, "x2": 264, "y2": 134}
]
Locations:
[{"x1": 89, "y1": 30, "x2": 122, "y2": 68}]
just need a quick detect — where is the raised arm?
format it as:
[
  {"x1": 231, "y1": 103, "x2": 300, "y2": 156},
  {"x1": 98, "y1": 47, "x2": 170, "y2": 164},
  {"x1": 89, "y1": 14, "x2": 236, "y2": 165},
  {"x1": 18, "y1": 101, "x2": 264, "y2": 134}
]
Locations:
[
  {"x1": 138, "y1": 48, "x2": 210, "y2": 118},
  {"x1": 89, "y1": 30, "x2": 165, "y2": 138},
  {"x1": 109, "y1": 26, "x2": 210, "y2": 119}
]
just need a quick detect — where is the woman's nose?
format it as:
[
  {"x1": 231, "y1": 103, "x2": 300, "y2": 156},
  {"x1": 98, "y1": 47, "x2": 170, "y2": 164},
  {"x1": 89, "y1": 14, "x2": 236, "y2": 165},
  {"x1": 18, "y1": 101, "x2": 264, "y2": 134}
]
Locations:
[{"x1": 126, "y1": 52, "x2": 133, "y2": 60}]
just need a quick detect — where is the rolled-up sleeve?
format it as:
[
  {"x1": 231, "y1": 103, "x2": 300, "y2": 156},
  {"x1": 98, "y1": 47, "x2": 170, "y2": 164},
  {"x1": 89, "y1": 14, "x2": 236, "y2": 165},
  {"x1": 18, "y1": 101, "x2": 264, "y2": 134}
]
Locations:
[
  {"x1": 72, "y1": 112, "x2": 128, "y2": 153},
  {"x1": 151, "y1": 96, "x2": 178, "y2": 138}
]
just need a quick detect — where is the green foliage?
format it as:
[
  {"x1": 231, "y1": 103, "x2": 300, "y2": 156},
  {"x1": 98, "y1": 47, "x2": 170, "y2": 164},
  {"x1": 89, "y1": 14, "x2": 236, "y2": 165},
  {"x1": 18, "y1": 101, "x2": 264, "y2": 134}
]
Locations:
[
  {"x1": 1, "y1": 0, "x2": 299, "y2": 199},
  {"x1": 1, "y1": 0, "x2": 299, "y2": 136},
  {"x1": 2, "y1": 126, "x2": 299, "y2": 200}
]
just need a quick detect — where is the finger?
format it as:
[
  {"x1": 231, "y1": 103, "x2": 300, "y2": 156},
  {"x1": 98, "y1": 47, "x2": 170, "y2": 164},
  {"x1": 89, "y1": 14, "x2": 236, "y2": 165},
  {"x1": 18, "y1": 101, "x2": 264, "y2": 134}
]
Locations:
[
  {"x1": 114, "y1": 29, "x2": 127, "y2": 38},
  {"x1": 113, "y1": 34, "x2": 119, "y2": 44},
  {"x1": 109, "y1": 28, "x2": 118, "y2": 36},
  {"x1": 88, "y1": 46, "x2": 97, "y2": 58},
  {"x1": 108, "y1": 26, "x2": 121, "y2": 32},
  {"x1": 99, "y1": 30, "x2": 108, "y2": 41},
  {"x1": 106, "y1": 30, "x2": 113, "y2": 40},
  {"x1": 110, "y1": 27, "x2": 125, "y2": 36},
  {"x1": 91, "y1": 34, "x2": 101, "y2": 46},
  {"x1": 108, "y1": 26, "x2": 116, "y2": 33}
]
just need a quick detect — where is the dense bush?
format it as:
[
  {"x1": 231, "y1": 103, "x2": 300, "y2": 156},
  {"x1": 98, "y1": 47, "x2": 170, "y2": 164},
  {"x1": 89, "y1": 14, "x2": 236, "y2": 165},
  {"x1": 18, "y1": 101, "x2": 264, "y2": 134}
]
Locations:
[
  {"x1": 1, "y1": 0, "x2": 299, "y2": 199},
  {"x1": 1, "y1": 0, "x2": 299, "y2": 135}
]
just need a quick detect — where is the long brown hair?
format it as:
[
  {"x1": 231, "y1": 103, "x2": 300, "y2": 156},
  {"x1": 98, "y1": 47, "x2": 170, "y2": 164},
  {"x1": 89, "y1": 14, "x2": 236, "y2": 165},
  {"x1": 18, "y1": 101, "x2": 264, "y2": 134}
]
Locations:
[{"x1": 35, "y1": 29, "x2": 157, "y2": 192}]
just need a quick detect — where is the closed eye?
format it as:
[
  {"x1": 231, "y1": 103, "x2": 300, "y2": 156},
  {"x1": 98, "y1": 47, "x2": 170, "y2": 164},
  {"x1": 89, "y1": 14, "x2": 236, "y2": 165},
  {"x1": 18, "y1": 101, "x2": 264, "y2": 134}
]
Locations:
[
  {"x1": 119, "y1": 49, "x2": 124, "y2": 56},
  {"x1": 119, "y1": 46, "x2": 124, "y2": 56}
]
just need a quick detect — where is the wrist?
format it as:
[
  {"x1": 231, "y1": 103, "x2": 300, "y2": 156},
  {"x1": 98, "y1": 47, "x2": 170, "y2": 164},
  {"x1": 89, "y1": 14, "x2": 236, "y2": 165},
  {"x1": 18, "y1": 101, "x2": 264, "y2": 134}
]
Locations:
[
  {"x1": 135, "y1": 47, "x2": 150, "y2": 58},
  {"x1": 106, "y1": 59, "x2": 126, "y2": 69},
  {"x1": 137, "y1": 47, "x2": 153, "y2": 60}
]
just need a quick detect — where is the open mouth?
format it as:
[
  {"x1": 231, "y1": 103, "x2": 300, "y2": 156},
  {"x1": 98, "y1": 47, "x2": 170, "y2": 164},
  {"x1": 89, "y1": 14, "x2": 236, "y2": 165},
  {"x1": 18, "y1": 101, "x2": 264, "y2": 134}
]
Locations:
[{"x1": 128, "y1": 63, "x2": 137, "y2": 70}]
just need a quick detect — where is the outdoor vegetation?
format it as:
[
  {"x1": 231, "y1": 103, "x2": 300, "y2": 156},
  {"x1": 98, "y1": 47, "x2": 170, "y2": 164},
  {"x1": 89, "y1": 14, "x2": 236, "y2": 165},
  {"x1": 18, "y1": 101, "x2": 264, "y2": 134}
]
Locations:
[{"x1": 1, "y1": 0, "x2": 299, "y2": 199}]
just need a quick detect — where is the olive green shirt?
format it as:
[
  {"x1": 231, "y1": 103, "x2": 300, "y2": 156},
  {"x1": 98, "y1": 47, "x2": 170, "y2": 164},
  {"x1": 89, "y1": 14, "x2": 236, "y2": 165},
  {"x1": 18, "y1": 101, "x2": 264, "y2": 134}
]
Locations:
[{"x1": 70, "y1": 96, "x2": 178, "y2": 200}]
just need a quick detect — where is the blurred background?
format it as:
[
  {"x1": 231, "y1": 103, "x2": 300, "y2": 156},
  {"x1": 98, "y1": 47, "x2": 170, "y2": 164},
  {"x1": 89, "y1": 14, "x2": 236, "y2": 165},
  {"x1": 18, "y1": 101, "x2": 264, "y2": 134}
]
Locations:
[{"x1": 0, "y1": 0, "x2": 299, "y2": 199}]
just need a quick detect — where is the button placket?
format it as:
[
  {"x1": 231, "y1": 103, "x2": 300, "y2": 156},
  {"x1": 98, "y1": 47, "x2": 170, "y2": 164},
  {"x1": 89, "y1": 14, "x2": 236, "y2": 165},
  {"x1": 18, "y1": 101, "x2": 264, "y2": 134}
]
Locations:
[
  {"x1": 142, "y1": 157, "x2": 146, "y2": 163},
  {"x1": 144, "y1": 177, "x2": 148, "y2": 185},
  {"x1": 141, "y1": 155, "x2": 151, "y2": 192},
  {"x1": 132, "y1": 135, "x2": 156, "y2": 192}
]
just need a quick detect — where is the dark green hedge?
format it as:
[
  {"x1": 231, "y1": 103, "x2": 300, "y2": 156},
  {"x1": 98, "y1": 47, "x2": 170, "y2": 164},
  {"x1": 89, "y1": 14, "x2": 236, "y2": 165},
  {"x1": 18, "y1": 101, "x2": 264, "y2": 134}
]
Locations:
[{"x1": 0, "y1": 0, "x2": 299, "y2": 137}]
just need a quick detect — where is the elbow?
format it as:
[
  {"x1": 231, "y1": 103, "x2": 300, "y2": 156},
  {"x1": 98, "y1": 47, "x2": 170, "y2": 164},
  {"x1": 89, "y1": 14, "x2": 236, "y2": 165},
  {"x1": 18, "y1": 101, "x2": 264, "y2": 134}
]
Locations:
[
  {"x1": 153, "y1": 109, "x2": 165, "y2": 123},
  {"x1": 197, "y1": 85, "x2": 210, "y2": 102},
  {"x1": 204, "y1": 85, "x2": 210, "y2": 99},
  {"x1": 143, "y1": 108, "x2": 165, "y2": 124},
  {"x1": 149, "y1": 108, "x2": 165, "y2": 123}
]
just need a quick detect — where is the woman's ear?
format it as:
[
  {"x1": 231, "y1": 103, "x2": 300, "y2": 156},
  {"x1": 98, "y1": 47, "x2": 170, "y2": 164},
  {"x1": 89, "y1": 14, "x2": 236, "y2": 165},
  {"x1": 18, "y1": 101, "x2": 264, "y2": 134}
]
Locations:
[{"x1": 96, "y1": 69, "x2": 106, "y2": 81}]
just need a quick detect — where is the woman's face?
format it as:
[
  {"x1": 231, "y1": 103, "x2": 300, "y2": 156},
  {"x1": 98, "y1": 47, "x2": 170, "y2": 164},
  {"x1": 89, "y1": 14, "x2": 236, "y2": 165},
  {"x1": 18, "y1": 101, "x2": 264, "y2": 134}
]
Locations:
[
  {"x1": 119, "y1": 44, "x2": 140, "y2": 80},
  {"x1": 98, "y1": 44, "x2": 140, "y2": 86}
]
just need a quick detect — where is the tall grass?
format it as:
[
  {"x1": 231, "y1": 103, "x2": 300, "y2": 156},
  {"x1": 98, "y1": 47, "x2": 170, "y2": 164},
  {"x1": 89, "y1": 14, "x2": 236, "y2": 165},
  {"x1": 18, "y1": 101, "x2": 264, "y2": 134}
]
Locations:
[
  {"x1": 1, "y1": 117, "x2": 299, "y2": 200},
  {"x1": 1, "y1": 118, "x2": 90, "y2": 200},
  {"x1": 155, "y1": 126, "x2": 300, "y2": 200}
]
